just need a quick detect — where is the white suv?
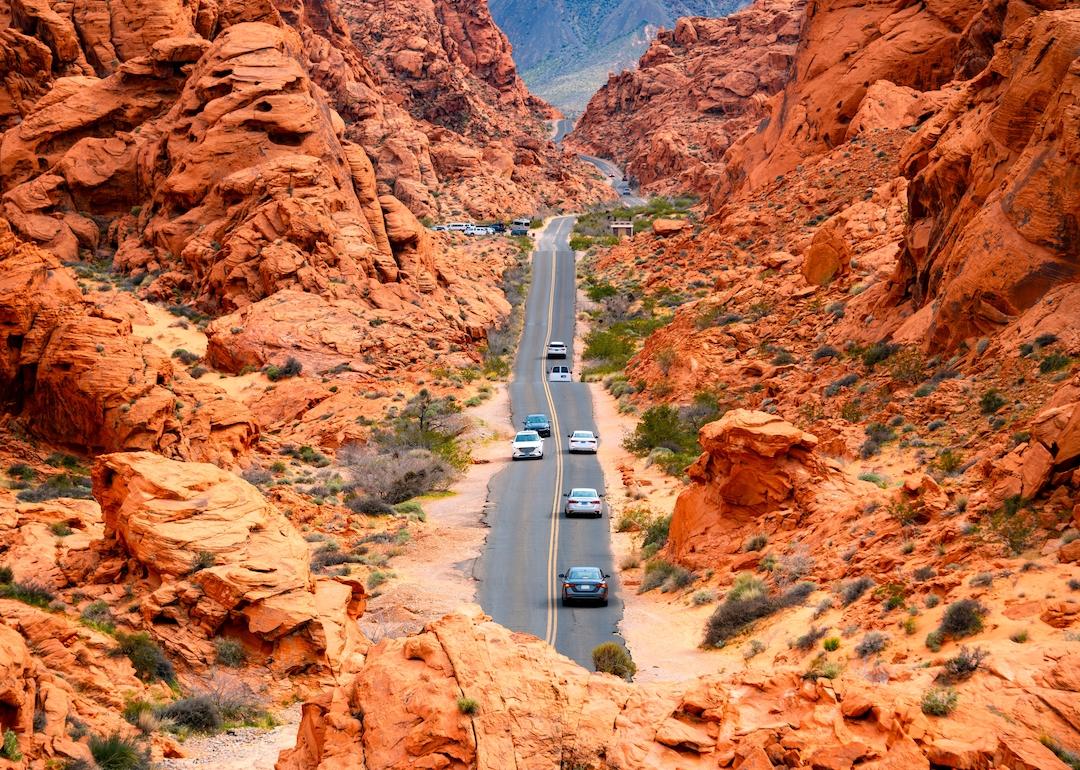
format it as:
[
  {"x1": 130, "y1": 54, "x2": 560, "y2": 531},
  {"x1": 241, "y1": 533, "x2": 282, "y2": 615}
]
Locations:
[{"x1": 511, "y1": 430, "x2": 544, "y2": 460}]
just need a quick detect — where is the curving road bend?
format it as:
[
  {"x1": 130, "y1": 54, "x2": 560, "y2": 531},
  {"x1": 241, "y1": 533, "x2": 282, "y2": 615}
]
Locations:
[{"x1": 476, "y1": 216, "x2": 625, "y2": 667}]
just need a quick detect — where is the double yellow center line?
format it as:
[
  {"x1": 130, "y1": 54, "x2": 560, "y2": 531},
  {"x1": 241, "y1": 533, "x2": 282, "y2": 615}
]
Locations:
[{"x1": 541, "y1": 220, "x2": 565, "y2": 647}]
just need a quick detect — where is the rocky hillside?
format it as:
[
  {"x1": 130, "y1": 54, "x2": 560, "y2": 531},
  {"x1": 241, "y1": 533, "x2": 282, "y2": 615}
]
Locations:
[
  {"x1": 490, "y1": 0, "x2": 747, "y2": 111},
  {"x1": 567, "y1": 0, "x2": 804, "y2": 196}
]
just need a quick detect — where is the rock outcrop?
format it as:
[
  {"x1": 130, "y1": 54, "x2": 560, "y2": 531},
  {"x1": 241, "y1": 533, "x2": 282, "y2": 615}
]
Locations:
[
  {"x1": 0, "y1": 220, "x2": 257, "y2": 465},
  {"x1": 94, "y1": 451, "x2": 367, "y2": 677},
  {"x1": 569, "y1": 0, "x2": 805, "y2": 196},
  {"x1": 669, "y1": 410, "x2": 867, "y2": 568},
  {"x1": 278, "y1": 607, "x2": 1080, "y2": 770}
]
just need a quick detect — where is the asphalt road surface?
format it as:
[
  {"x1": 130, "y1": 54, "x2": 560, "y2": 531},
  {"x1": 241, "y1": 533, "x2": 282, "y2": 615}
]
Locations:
[
  {"x1": 552, "y1": 118, "x2": 647, "y2": 205},
  {"x1": 477, "y1": 216, "x2": 625, "y2": 667}
]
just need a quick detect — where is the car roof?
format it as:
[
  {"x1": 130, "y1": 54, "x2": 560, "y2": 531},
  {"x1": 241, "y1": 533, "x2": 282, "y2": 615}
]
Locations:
[
  {"x1": 571, "y1": 430, "x2": 594, "y2": 436},
  {"x1": 548, "y1": 340, "x2": 565, "y2": 346},
  {"x1": 570, "y1": 488, "x2": 598, "y2": 496},
  {"x1": 525, "y1": 413, "x2": 548, "y2": 420},
  {"x1": 515, "y1": 431, "x2": 540, "y2": 440},
  {"x1": 566, "y1": 566, "x2": 603, "y2": 578}
]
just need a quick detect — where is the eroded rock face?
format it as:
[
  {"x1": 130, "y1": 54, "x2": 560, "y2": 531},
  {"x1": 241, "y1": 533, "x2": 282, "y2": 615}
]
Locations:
[
  {"x1": 278, "y1": 608, "x2": 1080, "y2": 770},
  {"x1": 668, "y1": 410, "x2": 865, "y2": 568},
  {"x1": 0, "y1": 220, "x2": 257, "y2": 465},
  {"x1": 568, "y1": 0, "x2": 805, "y2": 196},
  {"x1": 94, "y1": 451, "x2": 367, "y2": 676}
]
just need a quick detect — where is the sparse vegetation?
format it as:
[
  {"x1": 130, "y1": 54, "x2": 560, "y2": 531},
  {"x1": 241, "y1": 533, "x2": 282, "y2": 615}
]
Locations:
[
  {"x1": 743, "y1": 533, "x2": 768, "y2": 552},
  {"x1": 937, "y1": 646, "x2": 987, "y2": 683},
  {"x1": 0, "y1": 579, "x2": 55, "y2": 608},
  {"x1": 89, "y1": 733, "x2": 150, "y2": 770},
  {"x1": 855, "y1": 631, "x2": 888, "y2": 658},
  {"x1": 979, "y1": 389, "x2": 1006, "y2": 414},
  {"x1": 933, "y1": 599, "x2": 987, "y2": 644},
  {"x1": 803, "y1": 654, "x2": 841, "y2": 681},
  {"x1": 592, "y1": 642, "x2": 636, "y2": 679},
  {"x1": 1, "y1": 730, "x2": 21, "y2": 762},
  {"x1": 190, "y1": 551, "x2": 215, "y2": 573},
  {"x1": 213, "y1": 637, "x2": 246, "y2": 667},
  {"x1": 1041, "y1": 736, "x2": 1080, "y2": 770},
  {"x1": 838, "y1": 577, "x2": 874, "y2": 606},
  {"x1": 793, "y1": 626, "x2": 828, "y2": 651},
  {"x1": 703, "y1": 579, "x2": 815, "y2": 647},
  {"x1": 16, "y1": 473, "x2": 94, "y2": 502},
  {"x1": 265, "y1": 357, "x2": 303, "y2": 381},
  {"x1": 114, "y1": 632, "x2": 175, "y2": 684},
  {"x1": 456, "y1": 697, "x2": 479, "y2": 715},
  {"x1": 920, "y1": 687, "x2": 958, "y2": 717},
  {"x1": 823, "y1": 637, "x2": 840, "y2": 652}
]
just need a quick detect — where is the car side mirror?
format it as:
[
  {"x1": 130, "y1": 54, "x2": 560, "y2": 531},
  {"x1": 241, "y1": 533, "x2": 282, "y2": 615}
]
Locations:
[
  {"x1": 599, "y1": 494, "x2": 605, "y2": 498},
  {"x1": 567, "y1": 434, "x2": 572, "y2": 438},
  {"x1": 558, "y1": 573, "x2": 565, "y2": 579},
  {"x1": 562, "y1": 492, "x2": 569, "y2": 497},
  {"x1": 603, "y1": 573, "x2": 610, "y2": 579}
]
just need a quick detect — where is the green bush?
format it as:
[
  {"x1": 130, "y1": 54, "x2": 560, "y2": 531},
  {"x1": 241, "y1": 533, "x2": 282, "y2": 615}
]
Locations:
[
  {"x1": 0, "y1": 580, "x2": 55, "y2": 608},
  {"x1": 1, "y1": 730, "x2": 21, "y2": 761},
  {"x1": 937, "y1": 599, "x2": 987, "y2": 640},
  {"x1": 0, "y1": 565, "x2": 11, "y2": 584},
  {"x1": 265, "y1": 357, "x2": 303, "y2": 381},
  {"x1": 937, "y1": 646, "x2": 987, "y2": 683},
  {"x1": 7, "y1": 463, "x2": 35, "y2": 481},
  {"x1": 214, "y1": 637, "x2": 246, "y2": 667},
  {"x1": 16, "y1": 473, "x2": 93, "y2": 502},
  {"x1": 592, "y1": 642, "x2": 636, "y2": 679},
  {"x1": 743, "y1": 533, "x2": 768, "y2": 552},
  {"x1": 456, "y1": 697, "x2": 479, "y2": 715},
  {"x1": 89, "y1": 733, "x2": 150, "y2": 770},
  {"x1": 81, "y1": 600, "x2": 116, "y2": 634},
  {"x1": 920, "y1": 687, "x2": 958, "y2": 717},
  {"x1": 583, "y1": 329, "x2": 633, "y2": 363},
  {"x1": 114, "y1": 632, "x2": 175, "y2": 684},
  {"x1": 158, "y1": 696, "x2": 222, "y2": 733},
  {"x1": 979, "y1": 389, "x2": 1006, "y2": 414},
  {"x1": 623, "y1": 405, "x2": 695, "y2": 456},
  {"x1": 823, "y1": 637, "x2": 840, "y2": 652},
  {"x1": 803, "y1": 654, "x2": 841, "y2": 681},
  {"x1": 704, "y1": 580, "x2": 814, "y2": 647}
]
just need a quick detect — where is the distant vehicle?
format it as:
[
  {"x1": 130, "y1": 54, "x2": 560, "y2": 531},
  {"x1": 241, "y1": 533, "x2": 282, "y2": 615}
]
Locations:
[
  {"x1": 563, "y1": 487, "x2": 603, "y2": 518},
  {"x1": 512, "y1": 217, "x2": 532, "y2": 228},
  {"x1": 431, "y1": 224, "x2": 450, "y2": 232},
  {"x1": 465, "y1": 225, "x2": 494, "y2": 236},
  {"x1": 511, "y1": 430, "x2": 544, "y2": 460},
  {"x1": 486, "y1": 222, "x2": 507, "y2": 233},
  {"x1": 522, "y1": 413, "x2": 551, "y2": 437},
  {"x1": 447, "y1": 222, "x2": 470, "y2": 232},
  {"x1": 567, "y1": 430, "x2": 598, "y2": 454},
  {"x1": 548, "y1": 365, "x2": 571, "y2": 382},
  {"x1": 546, "y1": 341, "x2": 567, "y2": 359},
  {"x1": 559, "y1": 566, "x2": 609, "y2": 606},
  {"x1": 509, "y1": 227, "x2": 529, "y2": 237}
]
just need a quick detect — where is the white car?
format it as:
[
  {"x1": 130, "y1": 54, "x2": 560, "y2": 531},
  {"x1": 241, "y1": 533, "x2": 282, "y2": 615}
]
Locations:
[
  {"x1": 546, "y1": 341, "x2": 567, "y2": 359},
  {"x1": 548, "y1": 365, "x2": 571, "y2": 382},
  {"x1": 567, "y1": 430, "x2": 598, "y2": 453},
  {"x1": 563, "y1": 488, "x2": 603, "y2": 517},
  {"x1": 447, "y1": 222, "x2": 470, "y2": 232},
  {"x1": 511, "y1": 430, "x2": 544, "y2": 460},
  {"x1": 467, "y1": 226, "x2": 495, "y2": 236}
]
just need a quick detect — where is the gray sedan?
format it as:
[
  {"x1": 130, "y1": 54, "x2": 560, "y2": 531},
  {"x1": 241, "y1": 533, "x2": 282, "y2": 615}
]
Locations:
[
  {"x1": 559, "y1": 566, "x2": 610, "y2": 606},
  {"x1": 563, "y1": 488, "x2": 603, "y2": 517}
]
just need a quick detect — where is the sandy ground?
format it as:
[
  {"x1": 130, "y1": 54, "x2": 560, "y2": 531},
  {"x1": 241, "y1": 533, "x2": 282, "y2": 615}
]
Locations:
[
  {"x1": 360, "y1": 381, "x2": 513, "y2": 637},
  {"x1": 160, "y1": 705, "x2": 302, "y2": 770}
]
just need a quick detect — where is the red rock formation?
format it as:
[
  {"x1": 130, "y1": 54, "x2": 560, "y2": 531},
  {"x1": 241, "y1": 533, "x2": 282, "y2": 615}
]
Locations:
[
  {"x1": 0, "y1": 220, "x2": 257, "y2": 465},
  {"x1": 668, "y1": 410, "x2": 868, "y2": 569},
  {"x1": 569, "y1": 0, "x2": 805, "y2": 196},
  {"x1": 94, "y1": 451, "x2": 368, "y2": 677},
  {"x1": 278, "y1": 607, "x2": 1080, "y2": 770}
]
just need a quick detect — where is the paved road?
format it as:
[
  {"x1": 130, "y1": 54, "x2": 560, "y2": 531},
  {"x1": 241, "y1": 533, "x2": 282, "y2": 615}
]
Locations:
[
  {"x1": 552, "y1": 118, "x2": 647, "y2": 205},
  {"x1": 477, "y1": 216, "x2": 625, "y2": 667}
]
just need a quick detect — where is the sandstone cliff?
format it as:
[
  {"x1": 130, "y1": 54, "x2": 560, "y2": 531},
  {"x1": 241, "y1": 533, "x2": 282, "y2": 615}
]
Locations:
[{"x1": 568, "y1": 0, "x2": 805, "y2": 196}]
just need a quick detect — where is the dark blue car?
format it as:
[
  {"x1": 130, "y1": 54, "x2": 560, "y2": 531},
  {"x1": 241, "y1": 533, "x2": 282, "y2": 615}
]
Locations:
[
  {"x1": 559, "y1": 566, "x2": 610, "y2": 606},
  {"x1": 522, "y1": 413, "x2": 551, "y2": 437}
]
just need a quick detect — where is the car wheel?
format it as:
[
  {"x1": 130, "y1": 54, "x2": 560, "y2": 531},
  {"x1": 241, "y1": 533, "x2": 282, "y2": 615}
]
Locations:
[
  {"x1": 601, "y1": 599, "x2": 609, "y2": 607},
  {"x1": 561, "y1": 598, "x2": 569, "y2": 607}
]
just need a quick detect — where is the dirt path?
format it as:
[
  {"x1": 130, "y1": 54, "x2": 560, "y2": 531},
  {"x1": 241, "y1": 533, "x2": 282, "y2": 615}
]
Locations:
[{"x1": 160, "y1": 705, "x2": 301, "y2": 770}]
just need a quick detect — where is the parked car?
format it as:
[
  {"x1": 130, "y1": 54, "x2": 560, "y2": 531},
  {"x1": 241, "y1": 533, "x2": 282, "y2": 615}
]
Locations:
[
  {"x1": 465, "y1": 225, "x2": 495, "y2": 236},
  {"x1": 548, "y1": 365, "x2": 571, "y2": 382},
  {"x1": 509, "y1": 227, "x2": 529, "y2": 237},
  {"x1": 511, "y1": 430, "x2": 544, "y2": 460},
  {"x1": 559, "y1": 566, "x2": 609, "y2": 606},
  {"x1": 486, "y1": 222, "x2": 507, "y2": 233},
  {"x1": 563, "y1": 487, "x2": 603, "y2": 518},
  {"x1": 512, "y1": 217, "x2": 532, "y2": 228},
  {"x1": 447, "y1": 222, "x2": 470, "y2": 232},
  {"x1": 522, "y1": 413, "x2": 551, "y2": 437},
  {"x1": 546, "y1": 341, "x2": 567, "y2": 359},
  {"x1": 567, "y1": 430, "x2": 598, "y2": 453},
  {"x1": 431, "y1": 224, "x2": 450, "y2": 232}
]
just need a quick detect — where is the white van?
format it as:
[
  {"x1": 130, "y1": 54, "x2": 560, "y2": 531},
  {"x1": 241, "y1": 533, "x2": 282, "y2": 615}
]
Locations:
[
  {"x1": 548, "y1": 365, "x2": 571, "y2": 382},
  {"x1": 447, "y1": 222, "x2": 471, "y2": 232}
]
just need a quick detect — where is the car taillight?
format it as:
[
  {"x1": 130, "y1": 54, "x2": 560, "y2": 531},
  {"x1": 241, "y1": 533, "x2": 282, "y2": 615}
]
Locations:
[
  {"x1": 562, "y1": 583, "x2": 571, "y2": 589},
  {"x1": 590, "y1": 500, "x2": 600, "y2": 505},
  {"x1": 599, "y1": 582, "x2": 607, "y2": 588}
]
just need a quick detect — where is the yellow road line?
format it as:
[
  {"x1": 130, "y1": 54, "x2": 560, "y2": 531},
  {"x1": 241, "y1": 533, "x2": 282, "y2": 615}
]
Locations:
[{"x1": 542, "y1": 219, "x2": 564, "y2": 646}]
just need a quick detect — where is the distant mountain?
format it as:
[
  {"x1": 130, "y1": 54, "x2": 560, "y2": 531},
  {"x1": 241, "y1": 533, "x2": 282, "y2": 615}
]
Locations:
[{"x1": 490, "y1": 0, "x2": 748, "y2": 112}]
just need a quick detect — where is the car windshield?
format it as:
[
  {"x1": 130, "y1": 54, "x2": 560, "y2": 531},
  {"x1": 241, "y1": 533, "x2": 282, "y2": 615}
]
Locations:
[
  {"x1": 526, "y1": 415, "x2": 548, "y2": 424},
  {"x1": 549, "y1": 342, "x2": 565, "y2": 347},
  {"x1": 567, "y1": 567, "x2": 602, "y2": 581},
  {"x1": 515, "y1": 432, "x2": 538, "y2": 442},
  {"x1": 572, "y1": 431, "x2": 593, "y2": 439},
  {"x1": 570, "y1": 489, "x2": 597, "y2": 498}
]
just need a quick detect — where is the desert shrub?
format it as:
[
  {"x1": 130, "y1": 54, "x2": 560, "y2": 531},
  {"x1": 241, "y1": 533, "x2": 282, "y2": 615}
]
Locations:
[
  {"x1": 171, "y1": 348, "x2": 200, "y2": 365},
  {"x1": 743, "y1": 533, "x2": 768, "y2": 552},
  {"x1": 823, "y1": 637, "x2": 840, "y2": 652},
  {"x1": 1041, "y1": 737, "x2": 1080, "y2": 770},
  {"x1": 81, "y1": 600, "x2": 116, "y2": 633},
  {"x1": 862, "y1": 342, "x2": 898, "y2": 369},
  {"x1": 641, "y1": 514, "x2": 671, "y2": 551},
  {"x1": 456, "y1": 697, "x2": 479, "y2": 715},
  {"x1": 793, "y1": 626, "x2": 828, "y2": 651},
  {"x1": 937, "y1": 599, "x2": 987, "y2": 641},
  {"x1": 343, "y1": 447, "x2": 453, "y2": 505},
  {"x1": 988, "y1": 500, "x2": 1037, "y2": 555},
  {"x1": 691, "y1": 589, "x2": 717, "y2": 606},
  {"x1": 776, "y1": 549, "x2": 815, "y2": 585},
  {"x1": 703, "y1": 580, "x2": 814, "y2": 647},
  {"x1": 887, "y1": 347, "x2": 925, "y2": 384},
  {"x1": 16, "y1": 473, "x2": 93, "y2": 502},
  {"x1": 813, "y1": 345, "x2": 839, "y2": 361},
  {"x1": 623, "y1": 405, "x2": 695, "y2": 456},
  {"x1": 367, "y1": 570, "x2": 391, "y2": 590},
  {"x1": 583, "y1": 329, "x2": 633, "y2": 363},
  {"x1": 190, "y1": 551, "x2": 215, "y2": 573},
  {"x1": 914, "y1": 566, "x2": 935, "y2": 582},
  {"x1": 855, "y1": 632, "x2": 888, "y2": 658},
  {"x1": 639, "y1": 559, "x2": 676, "y2": 593},
  {"x1": 937, "y1": 646, "x2": 987, "y2": 683},
  {"x1": 812, "y1": 597, "x2": 833, "y2": 619},
  {"x1": 7, "y1": 463, "x2": 35, "y2": 481},
  {"x1": 803, "y1": 654, "x2": 841, "y2": 681},
  {"x1": 0, "y1": 580, "x2": 55, "y2": 608},
  {"x1": 1010, "y1": 629, "x2": 1029, "y2": 643},
  {"x1": 241, "y1": 467, "x2": 272, "y2": 486},
  {"x1": 346, "y1": 495, "x2": 394, "y2": 515},
  {"x1": 157, "y1": 696, "x2": 222, "y2": 733},
  {"x1": 771, "y1": 348, "x2": 795, "y2": 366},
  {"x1": 979, "y1": 389, "x2": 1006, "y2": 414},
  {"x1": 936, "y1": 449, "x2": 964, "y2": 474},
  {"x1": 838, "y1": 577, "x2": 874, "y2": 606},
  {"x1": 969, "y1": 572, "x2": 994, "y2": 588},
  {"x1": 661, "y1": 566, "x2": 696, "y2": 592},
  {"x1": 88, "y1": 733, "x2": 150, "y2": 770},
  {"x1": 114, "y1": 632, "x2": 175, "y2": 684},
  {"x1": 265, "y1": 357, "x2": 302, "y2": 381},
  {"x1": 920, "y1": 687, "x2": 958, "y2": 717},
  {"x1": 1, "y1": 730, "x2": 21, "y2": 761},
  {"x1": 213, "y1": 638, "x2": 246, "y2": 667},
  {"x1": 1040, "y1": 352, "x2": 1071, "y2": 373},
  {"x1": 824, "y1": 373, "x2": 858, "y2": 397},
  {"x1": 615, "y1": 507, "x2": 651, "y2": 533},
  {"x1": 0, "y1": 566, "x2": 11, "y2": 584},
  {"x1": 592, "y1": 642, "x2": 636, "y2": 679}
]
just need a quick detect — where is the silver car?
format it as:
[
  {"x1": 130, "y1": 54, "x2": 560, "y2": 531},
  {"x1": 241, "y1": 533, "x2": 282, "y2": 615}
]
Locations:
[
  {"x1": 564, "y1": 487, "x2": 603, "y2": 517},
  {"x1": 567, "y1": 430, "x2": 598, "y2": 453},
  {"x1": 546, "y1": 341, "x2": 567, "y2": 359},
  {"x1": 559, "y1": 566, "x2": 609, "y2": 606}
]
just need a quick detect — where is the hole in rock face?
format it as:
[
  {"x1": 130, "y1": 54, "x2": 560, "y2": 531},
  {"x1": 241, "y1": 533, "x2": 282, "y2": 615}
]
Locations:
[
  {"x1": 267, "y1": 131, "x2": 304, "y2": 147},
  {"x1": 7, "y1": 334, "x2": 24, "y2": 351},
  {"x1": 254, "y1": 102, "x2": 272, "y2": 112}
]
